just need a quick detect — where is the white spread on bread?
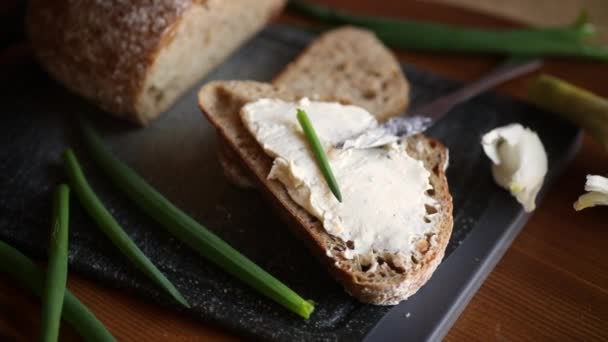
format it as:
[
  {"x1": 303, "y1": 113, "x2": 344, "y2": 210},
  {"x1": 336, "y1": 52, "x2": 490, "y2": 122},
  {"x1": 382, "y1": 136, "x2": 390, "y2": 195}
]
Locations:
[
  {"x1": 241, "y1": 98, "x2": 438, "y2": 259},
  {"x1": 482, "y1": 123, "x2": 547, "y2": 212}
]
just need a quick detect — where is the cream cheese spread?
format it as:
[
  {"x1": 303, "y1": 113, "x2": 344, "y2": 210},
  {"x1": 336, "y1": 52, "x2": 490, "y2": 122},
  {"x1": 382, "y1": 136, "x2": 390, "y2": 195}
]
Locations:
[{"x1": 241, "y1": 98, "x2": 438, "y2": 259}]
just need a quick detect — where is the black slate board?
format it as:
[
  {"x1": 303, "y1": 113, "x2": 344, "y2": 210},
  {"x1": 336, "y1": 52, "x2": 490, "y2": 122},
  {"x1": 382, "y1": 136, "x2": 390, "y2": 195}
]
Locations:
[{"x1": 0, "y1": 26, "x2": 580, "y2": 341}]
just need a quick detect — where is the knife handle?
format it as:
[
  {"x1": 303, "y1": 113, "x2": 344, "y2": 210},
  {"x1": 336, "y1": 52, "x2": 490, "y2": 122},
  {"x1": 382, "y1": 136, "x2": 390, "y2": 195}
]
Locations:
[{"x1": 413, "y1": 57, "x2": 543, "y2": 121}]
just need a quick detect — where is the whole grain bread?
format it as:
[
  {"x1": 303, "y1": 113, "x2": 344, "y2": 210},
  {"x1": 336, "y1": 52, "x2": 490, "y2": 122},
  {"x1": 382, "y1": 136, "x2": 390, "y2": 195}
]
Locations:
[
  {"x1": 217, "y1": 26, "x2": 410, "y2": 188},
  {"x1": 274, "y1": 26, "x2": 409, "y2": 121},
  {"x1": 198, "y1": 81, "x2": 452, "y2": 305},
  {"x1": 26, "y1": 0, "x2": 285, "y2": 125}
]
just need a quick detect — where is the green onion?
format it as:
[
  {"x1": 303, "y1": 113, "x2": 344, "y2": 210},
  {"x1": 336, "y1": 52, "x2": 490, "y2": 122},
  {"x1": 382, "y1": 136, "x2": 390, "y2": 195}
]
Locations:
[
  {"x1": 296, "y1": 109, "x2": 342, "y2": 202},
  {"x1": 63, "y1": 149, "x2": 190, "y2": 308},
  {"x1": 79, "y1": 119, "x2": 315, "y2": 319},
  {"x1": 528, "y1": 74, "x2": 608, "y2": 152},
  {"x1": 40, "y1": 184, "x2": 70, "y2": 342},
  {"x1": 525, "y1": 11, "x2": 595, "y2": 43},
  {"x1": 288, "y1": 1, "x2": 608, "y2": 61},
  {"x1": 291, "y1": 1, "x2": 593, "y2": 43},
  {"x1": 0, "y1": 239, "x2": 115, "y2": 342}
]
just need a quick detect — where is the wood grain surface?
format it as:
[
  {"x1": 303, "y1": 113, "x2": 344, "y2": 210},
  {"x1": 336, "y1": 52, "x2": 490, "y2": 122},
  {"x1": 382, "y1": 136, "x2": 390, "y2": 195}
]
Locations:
[{"x1": 1, "y1": 1, "x2": 607, "y2": 341}]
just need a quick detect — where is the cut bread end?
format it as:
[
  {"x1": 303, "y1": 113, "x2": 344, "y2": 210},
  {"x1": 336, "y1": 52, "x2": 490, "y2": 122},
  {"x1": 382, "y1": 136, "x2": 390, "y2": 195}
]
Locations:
[
  {"x1": 198, "y1": 80, "x2": 453, "y2": 305},
  {"x1": 135, "y1": 0, "x2": 286, "y2": 124},
  {"x1": 26, "y1": 0, "x2": 285, "y2": 126}
]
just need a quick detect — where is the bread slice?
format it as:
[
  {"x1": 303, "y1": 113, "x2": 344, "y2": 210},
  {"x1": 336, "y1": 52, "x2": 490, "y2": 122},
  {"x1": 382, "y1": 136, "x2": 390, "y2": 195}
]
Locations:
[
  {"x1": 198, "y1": 81, "x2": 453, "y2": 305},
  {"x1": 26, "y1": 0, "x2": 285, "y2": 125},
  {"x1": 217, "y1": 26, "x2": 410, "y2": 188},
  {"x1": 274, "y1": 26, "x2": 410, "y2": 122}
]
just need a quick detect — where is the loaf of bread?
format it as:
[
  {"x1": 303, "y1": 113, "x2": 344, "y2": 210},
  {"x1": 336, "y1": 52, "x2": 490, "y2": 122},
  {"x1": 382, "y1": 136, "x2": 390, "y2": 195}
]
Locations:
[
  {"x1": 198, "y1": 81, "x2": 452, "y2": 305},
  {"x1": 26, "y1": 0, "x2": 286, "y2": 125}
]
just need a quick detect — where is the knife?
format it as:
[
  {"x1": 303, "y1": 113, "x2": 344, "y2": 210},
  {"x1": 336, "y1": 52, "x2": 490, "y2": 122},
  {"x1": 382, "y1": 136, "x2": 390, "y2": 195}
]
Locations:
[{"x1": 339, "y1": 57, "x2": 543, "y2": 150}]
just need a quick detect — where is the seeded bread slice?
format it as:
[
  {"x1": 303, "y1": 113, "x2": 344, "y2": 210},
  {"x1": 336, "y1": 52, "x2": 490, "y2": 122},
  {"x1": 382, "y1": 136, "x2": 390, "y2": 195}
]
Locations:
[
  {"x1": 217, "y1": 26, "x2": 410, "y2": 188},
  {"x1": 198, "y1": 81, "x2": 453, "y2": 305}
]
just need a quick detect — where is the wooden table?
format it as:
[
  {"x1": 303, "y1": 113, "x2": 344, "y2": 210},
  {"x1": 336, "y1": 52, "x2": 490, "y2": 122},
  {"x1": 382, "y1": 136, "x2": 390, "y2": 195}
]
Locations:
[{"x1": 1, "y1": 1, "x2": 607, "y2": 340}]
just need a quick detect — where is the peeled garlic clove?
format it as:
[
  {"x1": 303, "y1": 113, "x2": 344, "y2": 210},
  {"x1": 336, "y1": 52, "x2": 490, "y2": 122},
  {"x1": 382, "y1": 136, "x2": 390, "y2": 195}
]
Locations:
[
  {"x1": 482, "y1": 123, "x2": 548, "y2": 212},
  {"x1": 574, "y1": 175, "x2": 608, "y2": 210}
]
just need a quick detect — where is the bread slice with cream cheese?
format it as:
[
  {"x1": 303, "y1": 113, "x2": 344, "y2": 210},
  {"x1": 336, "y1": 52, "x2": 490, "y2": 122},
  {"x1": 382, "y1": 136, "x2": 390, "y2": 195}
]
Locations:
[
  {"x1": 217, "y1": 26, "x2": 410, "y2": 188},
  {"x1": 198, "y1": 81, "x2": 452, "y2": 305}
]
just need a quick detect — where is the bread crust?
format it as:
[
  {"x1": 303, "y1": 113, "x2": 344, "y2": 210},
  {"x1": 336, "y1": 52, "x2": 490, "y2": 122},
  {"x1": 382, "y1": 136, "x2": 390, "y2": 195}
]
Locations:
[
  {"x1": 217, "y1": 135, "x2": 256, "y2": 189},
  {"x1": 198, "y1": 81, "x2": 453, "y2": 305},
  {"x1": 26, "y1": 0, "x2": 285, "y2": 125}
]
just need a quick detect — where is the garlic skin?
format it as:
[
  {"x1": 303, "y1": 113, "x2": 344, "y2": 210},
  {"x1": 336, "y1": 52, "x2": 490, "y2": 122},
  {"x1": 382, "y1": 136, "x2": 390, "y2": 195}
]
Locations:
[
  {"x1": 574, "y1": 175, "x2": 608, "y2": 211},
  {"x1": 482, "y1": 123, "x2": 548, "y2": 212}
]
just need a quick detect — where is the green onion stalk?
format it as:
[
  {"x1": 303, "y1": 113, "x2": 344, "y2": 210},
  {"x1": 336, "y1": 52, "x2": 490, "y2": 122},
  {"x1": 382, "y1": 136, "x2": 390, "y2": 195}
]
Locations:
[
  {"x1": 296, "y1": 109, "x2": 342, "y2": 202},
  {"x1": 0, "y1": 239, "x2": 115, "y2": 341},
  {"x1": 528, "y1": 74, "x2": 608, "y2": 152},
  {"x1": 63, "y1": 149, "x2": 190, "y2": 308},
  {"x1": 79, "y1": 120, "x2": 315, "y2": 319},
  {"x1": 288, "y1": 1, "x2": 607, "y2": 61},
  {"x1": 40, "y1": 185, "x2": 70, "y2": 342}
]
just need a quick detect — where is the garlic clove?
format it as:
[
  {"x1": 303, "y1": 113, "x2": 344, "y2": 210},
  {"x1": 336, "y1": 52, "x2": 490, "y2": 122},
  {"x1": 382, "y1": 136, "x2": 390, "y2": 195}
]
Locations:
[
  {"x1": 482, "y1": 123, "x2": 548, "y2": 212},
  {"x1": 574, "y1": 175, "x2": 608, "y2": 210}
]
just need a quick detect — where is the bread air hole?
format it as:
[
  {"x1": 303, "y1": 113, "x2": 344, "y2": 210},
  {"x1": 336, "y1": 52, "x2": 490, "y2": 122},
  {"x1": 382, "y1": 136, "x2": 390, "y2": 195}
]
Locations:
[
  {"x1": 386, "y1": 257, "x2": 406, "y2": 274},
  {"x1": 426, "y1": 188, "x2": 435, "y2": 196},
  {"x1": 338, "y1": 98, "x2": 353, "y2": 106},
  {"x1": 362, "y1": 88, "x2": 377, "y2": 99},
  {"x1": 332, "y1": 245, "x2": 345, "y2": 252},
  {"x1": 411, "y1": 256, "x2": 419, "y2": 264},
  {"x1": 416, "y1": 239, "x2": 430, "y2": 254},
  {"x1": 425, "y1": 204, "x2": 438, "y2": 215},
  {"x1": 367, "y1": 69, "x2": 382, "y2": 78},
  {"x1": 346, "y1": 240, "x2": 355, "y2": 250},
  {"x1": 147, "y1": 85, "x2": 164, "y2": 106},
  {"x1": 361, "y1": 263, "x2": 371, "y2": 272},
  {"x1": 423, "y1": 216, "x2": 431, "y2": 223}
]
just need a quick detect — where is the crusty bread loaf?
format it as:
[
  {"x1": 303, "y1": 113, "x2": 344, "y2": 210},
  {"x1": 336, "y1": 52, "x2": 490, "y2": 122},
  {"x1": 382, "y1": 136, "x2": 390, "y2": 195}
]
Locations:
[
  {"x1": 217, "y1": 26, "x2": 410, "y2": 188},
  {"x1": 198, "y1": 81, "x2": 452, "y2": 305},
  {"x1": 26, "y1": 0, "x2": 285, "y2": 125}
]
